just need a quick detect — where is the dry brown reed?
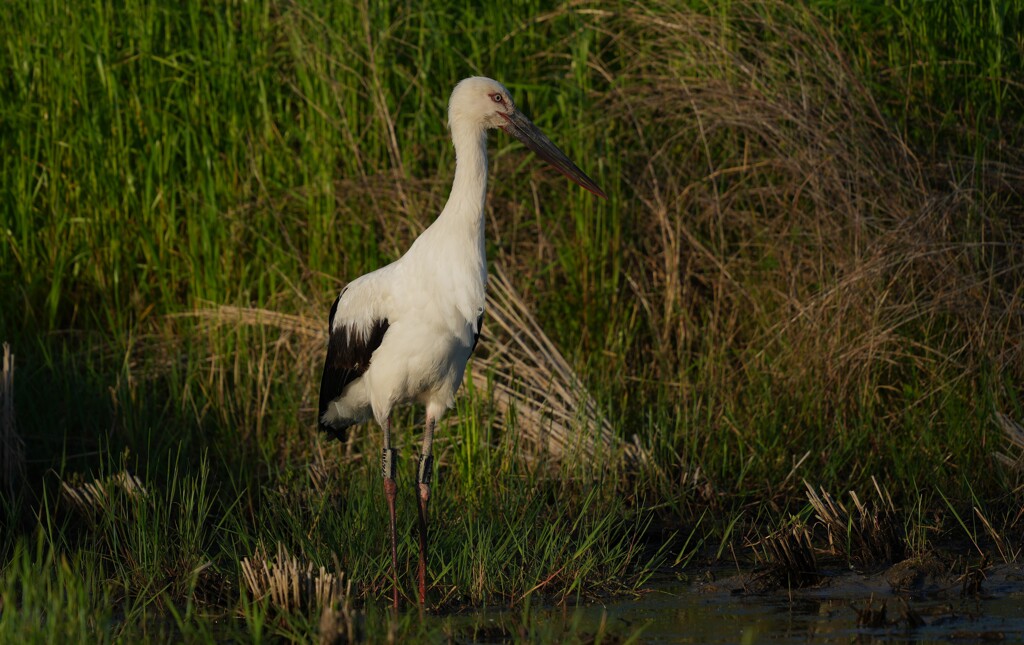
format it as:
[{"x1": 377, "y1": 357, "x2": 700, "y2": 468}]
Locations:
[
  {"x1": 993, "y1": 412, "x2": 1024, "y2": 472},
  {"x1": 468, "y1": 266, "x2": 635, "y2": 463},
  {"x1": 59, "y1": 471, "x2": 147, "y2": 524},
  {"x1": 749, "y1": 521, "x2": 820, "y2": 589},
  {"x1": 240, "y1": 542, "x2": 350, "y2": 618},
  {"x1": 805, "y1": 478, "x2": 906, "y2": 568},
  {"x1": 972, "y1": 506, "x2": 1021, "y2": 564},
  {"x1": 581, "y1": 0, "x2": 1023, "y2": 428}
]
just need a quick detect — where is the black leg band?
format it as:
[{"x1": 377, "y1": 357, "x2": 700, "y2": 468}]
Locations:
[{"x1": 417, "y1": 454, "x2": 433, "y2": 485}]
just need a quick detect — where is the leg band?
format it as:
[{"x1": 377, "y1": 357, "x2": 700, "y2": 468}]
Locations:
[
  {"x1": 382, "y1": 447, "x2": 396, "y2": 480},
  {"x1": 417, "y1": 454, "x2": 433, "y2": 485}
]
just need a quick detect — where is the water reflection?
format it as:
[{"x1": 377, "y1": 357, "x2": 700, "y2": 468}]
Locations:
[{"x1": 443, "y1": 567, "x2": 1024, "y2": 643}]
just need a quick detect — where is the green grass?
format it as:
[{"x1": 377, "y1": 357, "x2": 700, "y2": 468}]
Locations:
[
  {"x1": 2, "y1": 0, "x2": 1023, "y2": 641},
  {"x1": 813, "y1": 0, "x2": 1024, "y2": 158}
]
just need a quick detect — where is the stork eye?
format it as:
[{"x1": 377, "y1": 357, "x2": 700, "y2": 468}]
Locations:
[{"x1": 491, "y1": 94, "x2": 504, "y2": 103}]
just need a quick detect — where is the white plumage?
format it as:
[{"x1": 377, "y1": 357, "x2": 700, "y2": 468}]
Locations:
[
  {"x1": 316, "y1": 76, "x2": 605, "y2": 608},
  {"x1": 318, "y1": 256, "x2": 484, "y2": 434}
]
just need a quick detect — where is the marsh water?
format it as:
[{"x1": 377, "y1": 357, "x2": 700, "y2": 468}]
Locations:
[{"x1": 443, "y1": 566, "x2": 1024, "y2": 643}]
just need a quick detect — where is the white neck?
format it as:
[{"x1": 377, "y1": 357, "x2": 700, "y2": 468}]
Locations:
[
  {"x1": 441, "y1": 121, "x2": 488, "y2": 234},
  {"x1": 407, "y1": 121, "x2": 489, "y2": 261}
]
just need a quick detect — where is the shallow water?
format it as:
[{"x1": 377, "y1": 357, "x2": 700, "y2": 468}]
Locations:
[{"x1": 446, "y1": 566, "x2": 1024, "y2": 643}]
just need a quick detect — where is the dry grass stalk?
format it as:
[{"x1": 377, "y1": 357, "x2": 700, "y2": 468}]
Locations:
[
  {"x1": 240, "y1": 542, "x2": 348, "y2": 617},
  {"x1": 318, "y1": 597, "x2": 358, "y2": 645},
  {"x1": 972, "y1": 506, "x2": 1020, "y2": 564},
  {"x1": 993, "y1": 412, "x2": 1024, "y2": 471},
  {"x1": 178, "y1": 306, "x2": 322, "y2": 339},
  {"x1": 60, "y1": 471, "x2": 147, "y2": 522},
  {"x1": 308, "y1": 457, "x2": 335, "y2": 498},
  {"x1": 470, "y1": 267, "x2": 635, "y2": 464},
  {"x1": 171, "y1": 305, "x2": 325, "y2": 446},
  {"x1": 604, "y1": 1, "x2": 915, "y2": 389},
  {"x1": 750, "y1": 522, "x2": 820, "y2": 588},
  {"x1": 1, "y1": 342, "x2": 25, "y2": 502},
  {"x1": 805, "y1": 478, "x2": 906, "y2": 568},
  {"x1": 592, "y1": 0, "x2": 1023, "y2": 431}
]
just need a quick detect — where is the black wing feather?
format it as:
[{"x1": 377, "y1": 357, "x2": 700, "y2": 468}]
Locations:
[
  {"x1": 317, "y1": 293, "x2": 389, "y2": 441},
  {"x1": 470, "y1": 310, "x2": 484, "y2": 354}
]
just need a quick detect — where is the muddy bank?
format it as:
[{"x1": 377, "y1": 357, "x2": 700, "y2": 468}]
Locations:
[{"x1": 693, "y1": 560, "x2": 1024, "y2": 641}]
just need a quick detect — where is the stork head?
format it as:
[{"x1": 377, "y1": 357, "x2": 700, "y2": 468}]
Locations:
[{"x1": 448, "y1": 76, "x2": 606, "y2": 198}]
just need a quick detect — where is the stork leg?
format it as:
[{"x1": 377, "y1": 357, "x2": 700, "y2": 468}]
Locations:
[
  {"x1": 381, "y1": 417, "x2": 399, "y2": 610},
  {"x1": 416, "y1": 415, "x2": 436, "y2": 605}
]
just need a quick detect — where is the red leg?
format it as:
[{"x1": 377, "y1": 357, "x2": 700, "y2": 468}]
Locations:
[
  {"x1": 416, "y1": 454, "x2": 433, "y2": 605},
  {"x1": 382, "y1": 443, "x2": 399, "y2": 610},
  {"x1": 384, "y1": 476, "x2": 398, "y2": 610}
]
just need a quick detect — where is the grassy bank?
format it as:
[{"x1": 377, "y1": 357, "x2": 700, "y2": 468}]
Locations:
[{"x1": 2, "y1": 0, "x2": 1022, "y2": 641}]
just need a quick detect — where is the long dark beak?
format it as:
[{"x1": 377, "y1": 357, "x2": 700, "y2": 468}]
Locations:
[{"x1": 500, "y1": 110, "x2": 607, "y2": 199}]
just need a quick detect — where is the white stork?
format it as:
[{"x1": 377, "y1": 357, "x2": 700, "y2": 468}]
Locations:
[{"x1": 317, "y1": 76, "x2": 605, "y2": 608}]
